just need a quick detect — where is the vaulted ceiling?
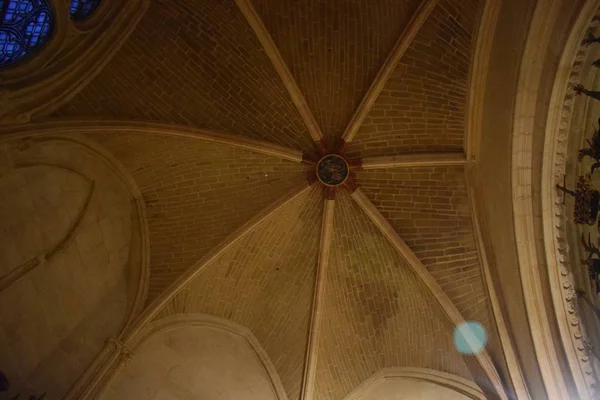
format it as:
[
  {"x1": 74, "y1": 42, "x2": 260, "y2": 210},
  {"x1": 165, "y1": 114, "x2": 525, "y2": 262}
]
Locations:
[{"x1": 1, "y1": 0, "x2": 523, "y2": 398}]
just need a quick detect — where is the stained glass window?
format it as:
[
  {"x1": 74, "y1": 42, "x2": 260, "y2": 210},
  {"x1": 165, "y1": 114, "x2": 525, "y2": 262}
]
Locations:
[
  {"x1": 69, "y1": 0, "x2": 101, "y2": 21},
  {"x1": 0, "y1": 0, "x2": 53, "y2": 66}
]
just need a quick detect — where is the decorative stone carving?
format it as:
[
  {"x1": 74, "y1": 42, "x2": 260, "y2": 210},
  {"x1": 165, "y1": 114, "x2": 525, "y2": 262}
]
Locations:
[
  {"x1": 550, "y1": 10, "x2": 600, "y2": 396},
  {"x1": 106, "y1": 337, "x2": 134, "y2": 367},
  {"x1": 557, "y1": 175, "x2": 600, "y2": 225},
  {"x1": 316, "y1": 154, "x2": 349, "y2": 186}
]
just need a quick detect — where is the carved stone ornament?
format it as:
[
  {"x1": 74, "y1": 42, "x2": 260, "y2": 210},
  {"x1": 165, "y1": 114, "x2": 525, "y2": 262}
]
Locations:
[
  {"x1": 316, "y1": 154, "x2": 349, "y2": 186},
  {"x1": 550, "y1": 9, "x2": 600, "y2": 396}
]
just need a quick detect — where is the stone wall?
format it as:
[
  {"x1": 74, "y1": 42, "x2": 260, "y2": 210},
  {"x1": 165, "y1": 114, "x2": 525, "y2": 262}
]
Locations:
[
  {"x1": 101, "y1": 320, "x2": 281, "y2": 400},
  {"x1": 0, "y1": 136, "x2": 139, "y2": 398}
]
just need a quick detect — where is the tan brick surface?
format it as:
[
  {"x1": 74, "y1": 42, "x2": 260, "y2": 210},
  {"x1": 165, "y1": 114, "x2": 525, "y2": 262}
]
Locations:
[
  {"x1": 347, "y1": 0, "x2": 482, "y2": 158},
  {"x1": 253, "y1": 0, "x2": 424, "y2": 144},
  {"x1": 313, "y1": 191, "x2": 472, "y2": 400},
  {"x1": 354, "y1": 166, "x2": 500, "y2": 367},
  {"x1": 0, "y1": 0, "x2": 519, "y2": 396},
  {"x1": 53, "y1": 0, "x2": 316, "y2": 153},
  {"x1": 155, "y1": 186, "x2": 323, "y2": 400},
  {"x1": 87, "y1": 132, "x2": 308, "y2": 302}
]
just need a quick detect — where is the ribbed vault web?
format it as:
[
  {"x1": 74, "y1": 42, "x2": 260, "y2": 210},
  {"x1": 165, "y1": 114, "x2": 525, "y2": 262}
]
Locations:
[
  {"x1": 88, "y1": 132, "x2": 307, "y2": 301},
  {"x1": 51, "y1": 0, "x2": 516, "y2": 398},
  {"x1": 155, "y1": 187, "x2": 322, "y2": 400},
  {"x1": 313, "y1": 191, "x2": 472, "y2": 400}
]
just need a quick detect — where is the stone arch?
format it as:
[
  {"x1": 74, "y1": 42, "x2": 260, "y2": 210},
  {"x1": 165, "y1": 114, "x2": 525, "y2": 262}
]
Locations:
[
  {"x1": 0, "y1": 131, "x2": 150, "y2": 322},
  {"x1": 0, "y1": 132, "x2": 149, "y2": 399},
  {"x1": 0, "y1": 0, "x2": 149, "y2": 124},
  {"x1": 539, "y1": 1, "x2": 600, "y2": 399},
  {"x1": 343, "y1": 368, "x2": 485, "y2": 400},
  {"x1": 0, "y1": 162, "x2": 94, "y2": 292},
  {"x1": 97, "y1": 314, "x2": 289, "y2": 400},
  {"x1": 510, "y1": 0, "x2": 600, "y2": 398}
]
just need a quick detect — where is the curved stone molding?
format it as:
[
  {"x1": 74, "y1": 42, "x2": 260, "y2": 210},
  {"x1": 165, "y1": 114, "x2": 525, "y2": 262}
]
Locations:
[
  {"x1": 67, "y1": 184, "x2": 311, "y2": 400},
  {"x1": 509, "y1": 1, "x2": 600, "y2": 398},
  {"x1": 465, "y1": 166, "x2": 530, "y2": 399},
  {"x1": 62, "y1": 335, "x2": 136, "y2": 400},
  {"x1": 0, "y1": 135, "x2": 148, "y2": 398},
  {"x1": 350, "y1": 187, "x2": 508, "y2": 399},
  {"x1": 465, "y1": 0, "x2": 501, "y2": 162},
  {"x1": 541, "y1": 2, "x2": 600, "y2": 399},
  {"x1": 0, "y1": 133, "x2": 152, "y2": 399},
  {"x1": 16, "y1": 163, "x2": 96, "y2": 263},
  {"x1": 0, "y1": 0, "x2": 70, "y2": 80},
  {"x1": 125, "y1": 184, "x2": 312, "y2": 339},
  {"x1": 464, "y1": 0, "x2": 530, "y2": 396},
  {"x1": 0, "y1": 132, "x2": 150, "y2": 324},
  {"x1": 0, "y1": 163, "x2": 95, "y2": 292},
  {"x1": 70, "y1": 0, "x2": 114, "y2": 32},
  {"x1": 0, "y1": 0, "x2": 149, "y2": 124},
  {"x1": 94, "y1": 314, "x2": 289, "y2": 400},
  {"x1": 343, "y1": 368, "x2": 486, "y2": 400},
  {"x1": 0, "y1": 121, "x2": 310, "y2": 340},
  {"x1": 0, "y1": 119, "x2": 304, "y2": 163}
]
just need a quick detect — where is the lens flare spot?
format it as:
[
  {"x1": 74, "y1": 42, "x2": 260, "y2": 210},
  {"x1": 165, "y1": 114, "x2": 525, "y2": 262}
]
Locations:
[{"x1": 453, "y1": 321, "x2": 487, "y2": 355}]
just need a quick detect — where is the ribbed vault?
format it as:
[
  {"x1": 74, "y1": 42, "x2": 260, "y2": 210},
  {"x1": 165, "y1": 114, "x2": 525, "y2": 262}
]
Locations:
[
  {"x1": 346, "y1": 0, "x2": 477, "y2": 158},
  {"x1": 313, "y1": 191, "x2": 473, "y2": 400},
  {"x1": 354, "y1": 166, "x2": 499, "y2": 351},
  {"x1": 354, "y1": 164, "x2": 508, "y2": 392},
  {"x1": 17, "y1": 0, "x2": 524, "y2": 398},
  {"x1": 54, "y1": 0, "x2": 316, "y2": 153},
  {"x1": 87, "y1": 131, "x2": 307, "y2": 301},
  {"x1": 251, "y1": 0, "x2": 424, "y2": 143},
  {"x1": 154, "y1": 187, "x2": 322, "y2": 400}
]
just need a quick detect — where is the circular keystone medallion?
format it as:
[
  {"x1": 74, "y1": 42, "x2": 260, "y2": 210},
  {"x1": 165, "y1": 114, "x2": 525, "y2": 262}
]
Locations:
[{"x1": 316, "y1": 154, "x2": 349, "y2": 186}]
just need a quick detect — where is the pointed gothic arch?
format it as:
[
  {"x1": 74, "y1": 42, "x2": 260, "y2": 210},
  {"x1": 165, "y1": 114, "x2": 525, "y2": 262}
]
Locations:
[
  {"x1": 94, "y1": 314, "x2": 289, "y2": 400},
  {"x1": 343, "y1": 368, "x2": 486, "y2": 400}
]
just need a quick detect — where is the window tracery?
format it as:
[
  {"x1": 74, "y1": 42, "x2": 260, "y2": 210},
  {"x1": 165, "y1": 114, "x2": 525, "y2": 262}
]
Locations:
[
  {"x1": 69, "y1": 0, "x2": 101, "y2": 21},
  {"x1": 0, "y1": 0, "x2": 53, "y2": 67}
]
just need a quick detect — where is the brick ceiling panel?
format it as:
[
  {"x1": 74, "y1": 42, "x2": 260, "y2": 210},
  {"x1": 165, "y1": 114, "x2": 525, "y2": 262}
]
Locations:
[
  {"x1": 88, "y1": 132, "x2": 307, "y2": 302},
  {"x1": 3, "y1": 0, "x2": 514, "y2": 397},
  {"x1": 355, "y1": 166, "x2": 491, "y2": 328},
  {"x1": 54, "y1": 0, "x2": 316, "y2": 152},
  {"x1": 313, "y1": 191, "x2": 472, "y2": 400},
  {"x1": 347, "y1": 0, "x2": 482, "y2": 158},
  {"x1": 155, "y1": 186, "x2": 323, "y2": 400},
  {"x1": 354, "y1": 166, "x2": 504, "y2": 369},
  {"x1": 252, "y1": 0, "x2": 424, "y2": 143}
]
